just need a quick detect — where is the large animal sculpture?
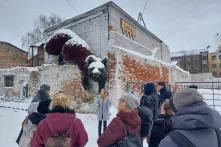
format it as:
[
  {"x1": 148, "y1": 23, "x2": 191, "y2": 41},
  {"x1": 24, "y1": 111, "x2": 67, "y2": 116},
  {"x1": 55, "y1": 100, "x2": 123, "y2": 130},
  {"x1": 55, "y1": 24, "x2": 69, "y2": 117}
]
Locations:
[{"x1": 45, "y1": 29, "x2": 107, "y2": 94}]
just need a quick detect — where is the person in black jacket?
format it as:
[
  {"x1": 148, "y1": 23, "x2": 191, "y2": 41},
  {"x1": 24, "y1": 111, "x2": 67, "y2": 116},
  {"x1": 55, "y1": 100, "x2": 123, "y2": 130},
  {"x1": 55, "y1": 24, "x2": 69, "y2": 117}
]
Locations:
[
  {"x1": 149, "y1": 99, "x2": 174, "y2": 147},
  {"x1": 141, "y1": 82, "x2": 159, "y2": 122},
  {"x1": 17, "y1": 99, "x2": 51, "y2": 146},
  {"x1": 157, "y1": 82, "x2": 172, "y2": 105}
]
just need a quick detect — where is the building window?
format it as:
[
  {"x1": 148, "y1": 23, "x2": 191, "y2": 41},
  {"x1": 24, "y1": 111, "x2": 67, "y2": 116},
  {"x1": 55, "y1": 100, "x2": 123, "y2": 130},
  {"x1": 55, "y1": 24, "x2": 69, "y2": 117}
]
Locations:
[
  {"x1": 211, "y1": 55, "x2": 216, "y2": 60},
  {"x1": 212, "y1": 64, "x2": 217, "y2": 68},
  {"x1": 219, "y1": 55, "x2": 221, "y2": 60},
  {"x1": 4, "y1": 76, "x2": 14, "y2": 87},
  {"x1": 213, "y1": 72, "x2": 217, "y2": 77}
]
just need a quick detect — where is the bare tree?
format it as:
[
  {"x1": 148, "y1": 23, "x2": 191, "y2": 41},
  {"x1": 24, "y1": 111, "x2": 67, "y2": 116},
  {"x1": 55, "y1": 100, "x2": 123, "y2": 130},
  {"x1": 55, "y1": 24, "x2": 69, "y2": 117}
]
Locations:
[{"x1": 21, "y1": 14, "x2": 63, "y2": 50}]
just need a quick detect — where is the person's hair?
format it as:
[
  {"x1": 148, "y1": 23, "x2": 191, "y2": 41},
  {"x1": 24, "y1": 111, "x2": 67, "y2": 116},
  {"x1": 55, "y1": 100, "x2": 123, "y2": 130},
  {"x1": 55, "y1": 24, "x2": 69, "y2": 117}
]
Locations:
[
  {"x1": 162, "y1": 99, "x2": 173, "y2": 116},
  {"x1": 188, "y1": 85, "x2": 198, "y2": 89},
  {"x1": 100, "y1": 89, "x2": 108, "y2": 98},
  {"x1": 157, "y1": 81, "x2": 166, "y2": 87},
  {"x1": 50, "y1": 91, "x2": 69, "y2": 109}
]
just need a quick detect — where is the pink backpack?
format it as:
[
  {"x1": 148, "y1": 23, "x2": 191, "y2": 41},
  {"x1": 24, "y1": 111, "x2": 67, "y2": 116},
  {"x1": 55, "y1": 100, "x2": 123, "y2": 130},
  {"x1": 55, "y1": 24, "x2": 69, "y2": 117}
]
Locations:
[{"x1": 45, "y1": 118, "x2": 76, "y2": 147}]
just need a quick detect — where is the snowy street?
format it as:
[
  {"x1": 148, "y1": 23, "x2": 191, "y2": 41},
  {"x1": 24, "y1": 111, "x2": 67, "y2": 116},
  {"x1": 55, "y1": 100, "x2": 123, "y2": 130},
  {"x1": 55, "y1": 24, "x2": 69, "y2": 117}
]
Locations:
[
  {"x1": 0, "y1": 88, "x2": 220, "y2": 147},
  {"x1": 0, "y1": 101, "x2": 148, "y2": 147}
]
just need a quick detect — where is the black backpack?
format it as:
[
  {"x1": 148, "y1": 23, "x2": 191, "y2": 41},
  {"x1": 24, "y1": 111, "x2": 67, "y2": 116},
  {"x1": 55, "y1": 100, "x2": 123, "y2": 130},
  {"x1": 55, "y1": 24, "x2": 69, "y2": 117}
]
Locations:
[
  {"x1": 106, "y1": 124, "x2": 142, "y2": 147},
  {"x1": 169, "y1": 129, "x2": 221, "y2": 147},
  {"x1": 137, "y1": 105, "x2": 153, "y2": 138},
  {"x1": 140, "y1": 95, "x2": 155, "y2": 115}
]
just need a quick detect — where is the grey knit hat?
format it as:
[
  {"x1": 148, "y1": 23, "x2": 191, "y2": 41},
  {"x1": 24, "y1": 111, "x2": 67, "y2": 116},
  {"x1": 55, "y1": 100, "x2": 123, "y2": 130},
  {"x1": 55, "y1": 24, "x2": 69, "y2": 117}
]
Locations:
[
  {"x1": 173, "y1": 88, "x2": 204, "y2": 111},
  {"x1": 121, "y1": 94, "x2": 139, "y2": 110}
]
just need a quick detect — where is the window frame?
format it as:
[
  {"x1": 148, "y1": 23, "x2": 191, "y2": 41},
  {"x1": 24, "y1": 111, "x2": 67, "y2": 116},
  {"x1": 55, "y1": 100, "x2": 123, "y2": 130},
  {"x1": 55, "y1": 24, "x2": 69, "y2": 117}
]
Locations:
[{"x1": 4, "y1": 75, "x2": 14, "y2": 87}]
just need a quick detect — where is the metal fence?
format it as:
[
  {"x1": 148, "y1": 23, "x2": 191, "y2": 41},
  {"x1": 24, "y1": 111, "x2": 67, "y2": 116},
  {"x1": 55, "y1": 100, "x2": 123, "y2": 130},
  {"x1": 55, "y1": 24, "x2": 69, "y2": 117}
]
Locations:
[
  {"x1": 175, "y1": 82, "x2": 221, "y2": 113},
  {"x1": 126, "y1": 81, "x2": 221, "y2": 113}
]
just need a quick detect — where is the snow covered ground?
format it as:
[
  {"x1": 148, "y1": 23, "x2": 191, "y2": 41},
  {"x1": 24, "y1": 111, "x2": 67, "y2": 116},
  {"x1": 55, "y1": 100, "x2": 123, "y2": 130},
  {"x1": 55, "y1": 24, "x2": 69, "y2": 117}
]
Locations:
[
  {"x1": 0, "y1": 101, "x2": 148, "y2": 147},
  {"x1": 0, "y1": 88, "x2": 220, "y2": 146}
]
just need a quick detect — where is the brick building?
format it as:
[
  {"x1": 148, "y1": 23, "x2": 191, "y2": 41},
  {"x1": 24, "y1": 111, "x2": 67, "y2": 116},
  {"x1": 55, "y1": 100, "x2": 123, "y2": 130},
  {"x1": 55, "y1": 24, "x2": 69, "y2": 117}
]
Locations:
[
  {"x1": 44, "y1": 1, "x2": 173, "y2": 98},
  {"x1": 208, "y1": 45, "x2": 221, "y2": 78},
  {"x1": 27, "y1": 43, "x2": 45, "y2": 67},
  {"x1": 171, "y1": 49, "x2": 209, "y2": 74},
  {"x1": 44, "y1": 1, "x2": 190, "y2": 100},
  {"x1": 0, "y1": 41, "x2": 28, "y2": 68}
]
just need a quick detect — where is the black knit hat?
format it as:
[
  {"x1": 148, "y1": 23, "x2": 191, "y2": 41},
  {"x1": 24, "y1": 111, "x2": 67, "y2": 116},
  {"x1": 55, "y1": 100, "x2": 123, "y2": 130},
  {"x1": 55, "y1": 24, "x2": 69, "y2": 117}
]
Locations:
[{"x1": 40, "y1": 84, "x2": 50, "y2": 91}]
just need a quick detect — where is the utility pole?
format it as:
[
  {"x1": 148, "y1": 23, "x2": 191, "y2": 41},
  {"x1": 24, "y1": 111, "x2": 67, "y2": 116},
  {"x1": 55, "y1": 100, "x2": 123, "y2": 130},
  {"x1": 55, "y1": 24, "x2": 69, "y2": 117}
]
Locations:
[{"x1": 29, "y1": 45, "x2": 36, "y2": 67}]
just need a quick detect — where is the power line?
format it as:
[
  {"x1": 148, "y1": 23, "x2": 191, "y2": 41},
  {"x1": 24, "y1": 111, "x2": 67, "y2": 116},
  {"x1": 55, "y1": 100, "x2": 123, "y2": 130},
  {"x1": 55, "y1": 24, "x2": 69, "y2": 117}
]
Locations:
[
  {"x1": 65, "y1": 0, "x2": 81, "y2": 13},
  {"x1": 141, "y1": 0, "x2": 149, "y2": 15}
]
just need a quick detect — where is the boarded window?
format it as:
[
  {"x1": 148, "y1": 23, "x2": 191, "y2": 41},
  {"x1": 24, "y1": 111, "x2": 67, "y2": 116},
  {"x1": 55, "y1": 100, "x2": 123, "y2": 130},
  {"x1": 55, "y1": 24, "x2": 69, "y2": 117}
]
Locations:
[{"x1": 4, "y1": 76, "x2": 14, "y2": 87}]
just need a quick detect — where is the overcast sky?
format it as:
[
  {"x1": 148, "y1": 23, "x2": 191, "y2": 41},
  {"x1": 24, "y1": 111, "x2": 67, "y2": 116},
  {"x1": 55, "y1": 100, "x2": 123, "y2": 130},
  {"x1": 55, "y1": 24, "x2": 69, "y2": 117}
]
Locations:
[{"x1": 0, "y1": 0, "x2": 221, "y2": 52}]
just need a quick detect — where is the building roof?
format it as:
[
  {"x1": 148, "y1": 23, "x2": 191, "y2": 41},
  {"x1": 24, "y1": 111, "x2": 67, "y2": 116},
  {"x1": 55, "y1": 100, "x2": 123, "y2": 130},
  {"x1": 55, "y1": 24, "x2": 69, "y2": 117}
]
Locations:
[
  {"x1": 0, "y1": 41, "x2": 28, "y2": 53},
  {"x1": 171, "y1": 49, "x2": 208, "y2": 58},
  {"x1": 44, "y1": 1, "x2": 162, "y2": 42}
]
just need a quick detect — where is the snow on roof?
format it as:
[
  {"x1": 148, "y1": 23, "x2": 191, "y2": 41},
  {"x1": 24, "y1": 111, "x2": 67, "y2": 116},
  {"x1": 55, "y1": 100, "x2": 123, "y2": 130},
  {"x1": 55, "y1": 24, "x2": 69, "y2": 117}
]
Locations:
[
  {"x1": 114, "y1": 45, "x2": 168, "y2": 66},
  {"x1": 171, "y1": 49, "x2": 208, "y2": 58}
]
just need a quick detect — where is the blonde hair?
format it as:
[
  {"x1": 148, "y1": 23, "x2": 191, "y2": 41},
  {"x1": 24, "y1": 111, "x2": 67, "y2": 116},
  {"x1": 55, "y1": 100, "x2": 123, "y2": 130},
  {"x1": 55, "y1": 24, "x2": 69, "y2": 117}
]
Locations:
[
  {"x1": 51, "y1": 91, "x2": 69, "y2": 109},
  {"x1": 100, "y1": 89, "x2": 108, "y2": 98}
]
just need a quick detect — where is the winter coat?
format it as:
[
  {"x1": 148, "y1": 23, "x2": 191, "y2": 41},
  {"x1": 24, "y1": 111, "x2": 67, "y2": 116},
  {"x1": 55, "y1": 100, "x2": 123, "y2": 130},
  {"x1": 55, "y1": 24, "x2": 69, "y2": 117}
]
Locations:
[
  {"x1": 141, "y1": 93, "x2": 159, "y2": 122},
  {"x1": 97, "y1": 110, "x2": 141, "y2": 147},
  {"x1": 149, "y1": 114, "x2": 173, "y2": 147},
  {"x1": 137, "y1": 105, "x2": 153, "y2": 138},
  {"x1": 19, "y1": 112, "x2": 46, "y2": 147},
  {"x1": 95, "y1": 97, "x2": 112, "y2": 121},
  {"x1": 142, "y1": 83, "x2": 160, "y2": 122},
  {"x1": 159, "y1": 102, "x2": 221, "y2": 147},
  {"x1": 31, "y1": 106, "x2": 88, "y2": 147},
  {"x1": 159, "y1": 87, "x2": 172, "y2": 104}
]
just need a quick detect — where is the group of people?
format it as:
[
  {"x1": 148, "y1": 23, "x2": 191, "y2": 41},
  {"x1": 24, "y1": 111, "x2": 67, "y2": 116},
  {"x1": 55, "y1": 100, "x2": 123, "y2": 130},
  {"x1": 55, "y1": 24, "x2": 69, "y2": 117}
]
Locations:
[{"x1": 16, "y1": 82, "x2": 221, "y2": 147}]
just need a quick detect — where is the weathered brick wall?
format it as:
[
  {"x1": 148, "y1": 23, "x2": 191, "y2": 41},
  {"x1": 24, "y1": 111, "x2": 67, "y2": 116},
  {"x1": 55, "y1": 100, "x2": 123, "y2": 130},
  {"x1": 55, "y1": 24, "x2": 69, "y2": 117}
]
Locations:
[
  {"x1": 0, "y1": 42, "x2": 28, "y2": 68},
  {"x1": 108, "y1": 46, "x2": 169, "y2": 103}
]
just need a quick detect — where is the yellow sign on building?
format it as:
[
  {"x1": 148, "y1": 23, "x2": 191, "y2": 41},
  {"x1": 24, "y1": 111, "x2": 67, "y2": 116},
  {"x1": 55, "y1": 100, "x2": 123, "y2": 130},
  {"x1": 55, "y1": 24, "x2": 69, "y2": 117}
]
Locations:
[{"x1": 120, "y1": 19, "x2": 136, "y2": 40}]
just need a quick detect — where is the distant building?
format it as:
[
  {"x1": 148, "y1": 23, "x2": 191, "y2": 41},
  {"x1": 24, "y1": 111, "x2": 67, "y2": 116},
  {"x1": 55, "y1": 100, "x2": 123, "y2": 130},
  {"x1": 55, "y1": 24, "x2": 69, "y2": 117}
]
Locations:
[
  {"x1": 0, "y1": 41, "x2": 28, "y2": 68},
  {"x1": 27, "y1": 43, "x2": 45, "y2": 67},
  {"x1": 208, "y1": 45, "x2": 221, "y2": 78},
  {"x1": 171, "y1": 49, "x2": 209, "y2": 74}
]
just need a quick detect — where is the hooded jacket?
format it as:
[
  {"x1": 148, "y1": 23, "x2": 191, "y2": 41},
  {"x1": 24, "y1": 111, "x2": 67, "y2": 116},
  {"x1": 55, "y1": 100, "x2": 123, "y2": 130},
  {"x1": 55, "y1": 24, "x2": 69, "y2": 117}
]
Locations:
[
  {"x1": 31, "y1": 107, "x2": 88, "y2": 147},
  {"x1": 159, "y1": 102, "x2": 221, "y2": 147},
  {"x1": 97, "y1": 110, "x2": 141, "y2": 147},
  {"x1": 142, "y1": 83, "x2": 159, "y2": 122}
]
